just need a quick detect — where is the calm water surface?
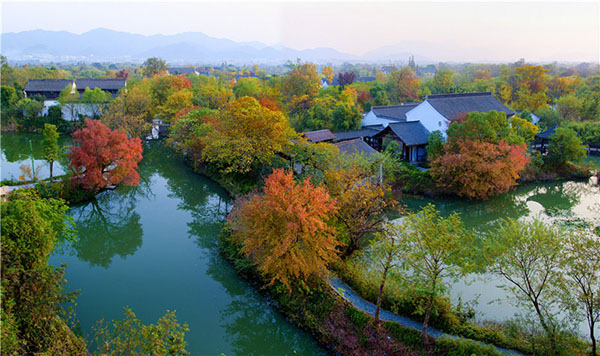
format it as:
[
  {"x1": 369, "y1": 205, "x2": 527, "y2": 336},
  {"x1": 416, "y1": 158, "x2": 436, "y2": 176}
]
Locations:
[
  {"x1": 1, "y1": 132, "x2": 71, "y2": 181},
  {"x1": 38, "y1": 139, "x2": 327, "y2": 355}
]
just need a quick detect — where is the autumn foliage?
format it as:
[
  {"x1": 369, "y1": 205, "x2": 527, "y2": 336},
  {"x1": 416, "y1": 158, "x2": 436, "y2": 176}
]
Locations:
[
  {"x1": 227, "y1": 169, "x2": 339, "y2": 290},
  {"x1": 69, "y1": 118, "x2": 143, "y2": 191},
  {"x1": 431, "y1": 140, "x2": 529, "y2": 200}
]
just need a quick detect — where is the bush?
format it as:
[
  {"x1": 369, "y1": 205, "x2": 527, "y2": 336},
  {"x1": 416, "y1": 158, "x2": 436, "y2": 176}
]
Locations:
[
  {"x1": 383, "y1": 321, "x2": 425, "y2": 351},
  {"x1": 435, "y1": 336, "x2": 502, "y2": 356}
]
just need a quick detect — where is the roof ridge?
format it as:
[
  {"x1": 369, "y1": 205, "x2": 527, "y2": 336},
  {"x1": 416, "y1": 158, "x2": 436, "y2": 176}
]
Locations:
[
  {"x1": 426, "y1": 92, "x2": 492, "y2": 99},
  {"x1": 372, "y1": 102, "x2": 420, "y2": 109}
]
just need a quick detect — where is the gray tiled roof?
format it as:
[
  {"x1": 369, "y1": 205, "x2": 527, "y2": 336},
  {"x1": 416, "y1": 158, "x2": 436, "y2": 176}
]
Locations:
[
  {"x1": 334, "y1": 127, "x2": 381, "y2": 141},
  {"x1": 75, "y1": 79, "x2": 126, "y2": 91},
  {"x1": 375, "y1": 121, "x2": 431, "y2": 146},
  {"x1": 303, "y1": 129, "x2": 336, "y2": 143},
  {"x1": 371, "y1": 103, "x2": 421, "y2": 121},
  {"x1": 335, "y1": 138, "x2": 377, "y2": 157},
  {"x1": 426, "y1": 92, "x2": 514, "y2": 120},
  {"x1": 24, "y1": 79, "x2": 73, "y2": 92}
]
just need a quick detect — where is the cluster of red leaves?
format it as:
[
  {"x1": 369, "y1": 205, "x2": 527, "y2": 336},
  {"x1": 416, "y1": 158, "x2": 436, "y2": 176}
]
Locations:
[
  {"x1": 69, "y1": 118, "x2": 143, "y2": 191},
  {"x1": 430, "y1": 140, "x2": 530, "y2": 200},
  {"x1": 227, "y1": 169, "x2": 339, "y2": 290}
]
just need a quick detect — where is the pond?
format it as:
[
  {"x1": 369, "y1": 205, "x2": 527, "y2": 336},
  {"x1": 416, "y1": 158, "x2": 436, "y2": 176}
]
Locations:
[
  {"x1": 1, "y1": 133, "x2": 326, "y2": 355},
  {"x1": 402, "y1": 157, "x2": 599, "y2": 336},
  {"x1": 1, "y1": 132, "x2": 72, "y2": 181}
]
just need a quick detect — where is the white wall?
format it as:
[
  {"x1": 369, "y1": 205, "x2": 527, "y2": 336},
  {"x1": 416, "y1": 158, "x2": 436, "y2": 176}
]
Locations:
[
  {"x1": 42, "y1": 101, "x2": 96, "y2": 121},
  {"x1": 405, "y1": 100, "x2": 449, "y2": 137},
  {"x1": 361, "y1": 110, "x2": 398, "y2": 128}
]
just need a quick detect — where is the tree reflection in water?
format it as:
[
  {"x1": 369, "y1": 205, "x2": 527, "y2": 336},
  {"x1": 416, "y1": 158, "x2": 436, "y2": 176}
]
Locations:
[{"x1": 69, "y1": 173, "x2": 153, "y2": 268}]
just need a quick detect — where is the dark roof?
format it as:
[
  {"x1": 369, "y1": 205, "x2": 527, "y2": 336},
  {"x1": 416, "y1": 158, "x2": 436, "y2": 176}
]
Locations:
[
  {"x1": 335, "y1": 138, "x2": 377, "y2": 157},
  {"x1": 417, "y1": 65, "x2": 437, "y2": 75},
  {"x1": 425, "y1": 92, "x2": 514, "y2": 120},
  {"x1": 334, "y1": 127, "x2": 382, "y2": 141},
  {"x1": 167, "y1": 67, "x2": 196, "y2": 75},
  {"x1": 371, "y1": 103, "x2": 421, "y2": 121},
  {"x1": 535, "y1": 124, "x2": 557, "y2": 140},
  {"x1": 374, "y1": 121, "x2": 431, "y2": 146},
  {"x1": 24, "y1": 79, "x2": 73, "y2": 92},
  {"x1": 75, "y1": 79, "x2": 126, "y2": 91},
  {"x1": 303, "y1": 129, "x2": 336, "y2": 143}
]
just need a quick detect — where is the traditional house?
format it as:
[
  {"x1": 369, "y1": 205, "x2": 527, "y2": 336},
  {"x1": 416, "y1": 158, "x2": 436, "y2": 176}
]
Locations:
[
  {"x1": 333, "y1": 127, "x2": 382, "y2": 147},
  {"x1": 404, "y1": 92, "x2": 514, "y2": 137},
  {"x1": 335, "y1": 138, "x2": 378, "y2": 157},
  {"x1": 533, "y1": 124, "x2": 557, "y2": 153},
  {"x1": 372, "y1": 121, "x2": 430, "y2": 162},
  {"x1": 303, "y1": 129, "x2": 336, "y2": 143},
  {"x1": 24, "y1": 79, "x2": 126, "y2": 120},
  {"x1": 361, "y1": 103, "x2": 421, "y2": 128}
]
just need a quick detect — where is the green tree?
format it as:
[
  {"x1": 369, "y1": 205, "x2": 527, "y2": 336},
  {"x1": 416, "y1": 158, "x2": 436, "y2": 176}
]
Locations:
[
  {"x1": 426, "y1": 130, "x2": 444, "y2": 162},
  {"x1": 42, "y1": 123, "x2": 60, "y2": 180},
  {"x1": 142, "y1": 57, "x2": 167, "y2": 77},
  {"x1": 563, "y1": 229, "x2": 600, "y2": 356},
  {"x1": 1, "y1": 190, "x2": 84, "y2": 354},
  {"x1": 546, "y1": 127, "x2": 587, "y2": 168},
  {"x1": 81, "y1": 87, "x2": 112, "y2": 118},
  {"x1": 488, "y1": 218, "x2": 565, "y2": 355},
  {"x1": 395, "y1": 204, "x2": 474, "y2": 351},
  {"x1": 92, "y1": 308, "x2": 189, "y2": 356},
  {"x1": 57, "y1": 84, "x2": 80, "y2": 121}
]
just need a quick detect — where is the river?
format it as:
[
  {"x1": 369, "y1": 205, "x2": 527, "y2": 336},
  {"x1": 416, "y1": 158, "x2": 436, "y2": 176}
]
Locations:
[{"x1": 2, "y1": 133, "x2": 326, "y2": 355}]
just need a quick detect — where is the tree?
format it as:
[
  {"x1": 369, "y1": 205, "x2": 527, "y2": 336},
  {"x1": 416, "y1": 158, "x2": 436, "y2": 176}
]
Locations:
[
  {"x1": 431, "y1": 139, "x2": 529, "y2": 199},
  {"x1": 142, "y1": 57, "x2": 167, "y2": 77},
  {"x1": 427, "y1": 68, "x2": 455, "y2": 94},
  {"x1": 101, "y1": 86, "x2": 152, "y2": 139},
  {"x1": 232, "y1": 77, "x2": 262, "y2": 98},
  {"x1": 156, "y1": 89, "x2": 194, "y2": 123},
  {"x1": 488, "y1": 218, "x2": 565, "y2": 355},
  {"x1": 81, "y1": 87, "x2": 112, "y2": 118},
  {"x1": 545, "y1": 127, "x2": 587, "y2": 168},
  {"x1": 227, "y1": 169, "x2": 339, "y2": 291},
  {"x1": 556, "y1": 93, "x2": 584, "y2": 122},
  {"x1": 337, "y1": 72, "x2": 356, "y2": 90},
  {"x1": 386, "y1": 67, "x2": 420, "y2": 103},
  {"x1": 322, "y1": 65, "x2": 334, "y2": 84},
  {"x1": 368, "y1": 223, "x2": 404, "y2": 322},
  {"x1": 42, "y1": 124, "x2": 60, "y2": 181},
  {"x1": 324, "y1": 159, "x2": 396, "y2": 257},
  {"x1": 370, "y1": 84, "x2": 390, "y2": 106},
  {"x1": 426, "y1": 130, "x2": 444, "y2": 162},
  {"x1": 69, "y1": 118, "x2": 143, "y2": 191},
  {"x1": 513, "y1": 65, "x2": 549, "y2": 112},
  {"x1": 394, "y1": 204, "x2": 473, "y2": 351},
  {"x1": 198, "y1": 97, "x2": 294, "y2": 175},
  {"x1": 57, "y1": 84, "x2": 80, "y2": 120},
  {"x1": 1, "y1": 190, "x2": 84, "y2": 354},
  {"x1": 92, "y1": 308, "x2": 189, "y2": 356},
  {"x1": 281, "y1": 61, "x2": 321, "y2": 108},
  {"x1": 562, "y1": 230, "x2": 600, "y2": 356}
]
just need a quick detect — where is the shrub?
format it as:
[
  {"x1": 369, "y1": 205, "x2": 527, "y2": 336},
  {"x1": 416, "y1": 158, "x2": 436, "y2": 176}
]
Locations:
[{"x1": 435, "y1": 336, "x2": 503, "y2": 356}]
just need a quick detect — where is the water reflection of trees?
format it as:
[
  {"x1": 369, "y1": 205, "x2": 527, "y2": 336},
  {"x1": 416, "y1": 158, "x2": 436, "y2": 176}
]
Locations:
[{"x1": 70, "y1": 176, "x2": 153, "y2": 268}]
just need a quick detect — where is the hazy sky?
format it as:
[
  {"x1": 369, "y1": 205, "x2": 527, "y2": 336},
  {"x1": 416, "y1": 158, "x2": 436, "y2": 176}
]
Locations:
[{"x1": 2, "y1": 1, "x2": 599, "y2": 62}]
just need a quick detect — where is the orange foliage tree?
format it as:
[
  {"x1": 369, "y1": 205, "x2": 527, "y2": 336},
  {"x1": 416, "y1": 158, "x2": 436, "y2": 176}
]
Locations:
[
  {"x1": 69, "y1": 118, "x2": 143, "y2": 191},
  {"x1": 430, "y1": 139, "x2": 529, "y2": 200},
  {"x1": 227, "y1": 169, "x2": 339, "y2": 290}
]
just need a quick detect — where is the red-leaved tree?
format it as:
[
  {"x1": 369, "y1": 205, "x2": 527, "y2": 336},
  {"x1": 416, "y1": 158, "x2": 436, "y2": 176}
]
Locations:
[
  {"x1": 69, "y1": 118, "x2": 143, "y2": 191},
  {"x1": 430, "y1": 139, "x2": 529, "y2": 200}
]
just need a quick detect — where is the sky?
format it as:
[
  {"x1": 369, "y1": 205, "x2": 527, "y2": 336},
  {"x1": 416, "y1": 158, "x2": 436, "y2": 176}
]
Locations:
[{"x1": 1, "y1": 0, "x2": 599, "y2": 62}]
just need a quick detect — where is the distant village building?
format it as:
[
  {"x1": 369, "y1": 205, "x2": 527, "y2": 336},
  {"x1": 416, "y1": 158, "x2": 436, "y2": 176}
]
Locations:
[
  {"x1": 416, "y1": 65, "x2": 437, "y2": 77},
  {"x1": 167, "y1": 67, "x2": 198, "y2": 75},
  {"x1": 24, "y1": 79, "x2": 126, "y2": 121}
]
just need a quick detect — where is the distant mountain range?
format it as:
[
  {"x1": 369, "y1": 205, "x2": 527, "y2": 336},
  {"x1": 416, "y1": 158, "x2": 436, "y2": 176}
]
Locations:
[{"x1": 1, "y1": 28, "x2": 434, "y2": 65}]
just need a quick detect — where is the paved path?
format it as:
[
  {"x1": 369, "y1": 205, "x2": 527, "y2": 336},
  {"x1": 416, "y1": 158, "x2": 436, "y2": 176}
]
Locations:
[{"x1": 330, "y1": 277, "x2": 523, "y2": 355}]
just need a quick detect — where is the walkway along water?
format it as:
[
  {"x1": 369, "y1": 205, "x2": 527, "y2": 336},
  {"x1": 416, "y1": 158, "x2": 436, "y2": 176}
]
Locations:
[{"x1": 330, "y1": 277, "x2": 523, "y2": 355}]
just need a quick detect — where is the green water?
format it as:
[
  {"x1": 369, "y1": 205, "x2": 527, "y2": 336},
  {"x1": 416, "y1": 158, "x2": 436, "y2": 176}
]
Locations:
[
  {"x1": 39, "y1": 140, "x2": 327, "y2": 355},
  {"x1": 1, "y1": 132, "x2": 71, "y2": 181},
  {"x1": 402, "y1": 159, "x2": 599, "y2": 335}
]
